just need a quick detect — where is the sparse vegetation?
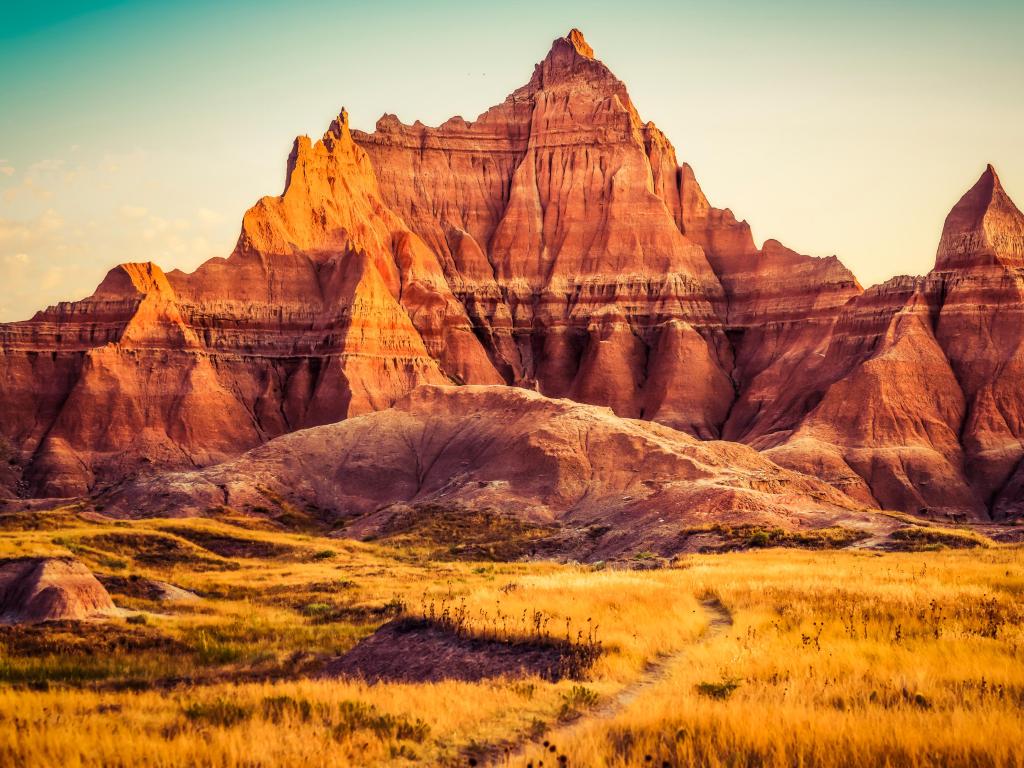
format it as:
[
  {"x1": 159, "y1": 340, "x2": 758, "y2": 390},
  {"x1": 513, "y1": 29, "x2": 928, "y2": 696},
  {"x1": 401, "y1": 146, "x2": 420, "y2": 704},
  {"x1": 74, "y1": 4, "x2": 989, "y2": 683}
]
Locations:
[
  {"x1": 0, "y1": 508, "x2": 1019, "y2": 766},
  {"x1": 888, "y1": 525, "x2": 991, "y2": 550},
  {"x1": 695, "y1": 677, "x2": 741, "y2": 700},
  {"x1": 558, "y1": 684, "x2": 600, "y2": 719},
  {"x1": 692, "y1": 523, "x2": 872, "y2": 551},
  {"x1": 365, "y1": 502, "x2": 561, "y2": 560}
]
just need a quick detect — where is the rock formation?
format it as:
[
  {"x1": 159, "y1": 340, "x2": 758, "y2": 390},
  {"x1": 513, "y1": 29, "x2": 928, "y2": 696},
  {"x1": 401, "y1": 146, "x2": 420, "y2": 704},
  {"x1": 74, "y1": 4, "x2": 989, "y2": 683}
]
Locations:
[
  {"x1": 763, "y1": 166, "x2": 1024, "y2": 521},
  {"x1": 98, "y1": 385, "x2": 888, "y2": 560},
  {"x1": 1, "y1": 29, "x2": 1022, "y2": 523},
  {"x1": 0, "y1": 557, "x2": 116, "y2": 623}
]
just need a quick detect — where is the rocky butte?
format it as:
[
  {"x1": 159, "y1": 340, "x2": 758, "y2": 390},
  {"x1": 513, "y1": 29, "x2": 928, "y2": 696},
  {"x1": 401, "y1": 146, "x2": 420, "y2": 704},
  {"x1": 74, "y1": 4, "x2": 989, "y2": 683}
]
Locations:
[{"x1": 1, "y1": 29, "x2": 1023, "y2": 525}]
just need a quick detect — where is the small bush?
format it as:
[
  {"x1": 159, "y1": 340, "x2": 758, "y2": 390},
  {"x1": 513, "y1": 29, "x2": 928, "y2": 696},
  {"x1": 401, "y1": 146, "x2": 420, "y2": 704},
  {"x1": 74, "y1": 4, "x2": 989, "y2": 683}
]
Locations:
[
  {"x1": 301, "y1": 602, "x2": 334, "y2": 618},
  {"x1": 190, "y1": 630, "x2": 244, "y2": 665},
  {"x1": 748, "y1": 531, "x2": 771, "y2": 548},
  {"x1": 333, "y1": 700, "x2": 430, "y2": 743},
  {"x1": 696, "y1": 678, "x2": 742, "y2": 700},
  {"x1": 889, "y1": 526, "x2": 989, "y2": 550},
  {"x1": 261, "y1": 695, "x2": 314, "y2": 723},
  {"x1": 183, "y1": 698, "x2": 252, "y2": 727},
  {"x1": 558, "y1": 685, "x2": 600, "y2": 720}
]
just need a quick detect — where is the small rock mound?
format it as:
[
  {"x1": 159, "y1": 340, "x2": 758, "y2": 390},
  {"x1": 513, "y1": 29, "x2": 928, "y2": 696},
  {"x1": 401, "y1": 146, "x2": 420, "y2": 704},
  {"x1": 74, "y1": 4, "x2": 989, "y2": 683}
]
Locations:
[
  {"x1": 98, "y1": 574, "x2": 200, "y2": 602},
  {"x1": 326, "y1": 617, "x2": 594, "y2": 683},
  {"x1": 0, "y1": 557, "x2": 116, "y2": 624}
]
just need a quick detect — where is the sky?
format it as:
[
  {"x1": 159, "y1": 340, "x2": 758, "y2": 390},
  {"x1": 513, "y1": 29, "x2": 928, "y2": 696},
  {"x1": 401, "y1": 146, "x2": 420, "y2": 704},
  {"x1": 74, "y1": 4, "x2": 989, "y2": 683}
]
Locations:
[{"x1": 1, "y1": 0, "x2": 1022, "y2": 321}]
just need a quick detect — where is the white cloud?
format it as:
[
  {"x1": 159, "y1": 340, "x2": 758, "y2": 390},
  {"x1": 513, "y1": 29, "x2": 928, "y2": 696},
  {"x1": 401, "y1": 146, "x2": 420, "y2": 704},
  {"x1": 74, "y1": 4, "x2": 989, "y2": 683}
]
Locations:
[
  {"x1": 39, "y1": 266, "x2": 66, "y2": 290},
  {"x1": 196, "y1": 207, "x2": 224, "y2": 226},
  {"x1": 100, "y1": 148, "x2": 148, "y2": 175},
  {"x1": 3, "y1": 253, "x2": 30, "y2": 264},
  {"x1": 119, "y1": 204, "x2": 149, "y2": 219},
  {"x1": 27, "y1": 158, "x2": 65, "y2": 174},
  {"x1": 14, "y1": 177, "x2": 53, "y2": 202},
  {"x1": 38, "y1": 209, "x2": 64, "y2": 231},
  {"x1": 0, "y1": 166, "x2": 13, "y2": 177},
  {"x1": 0, "y1": 221, "x2": 31, "y2": 242}
]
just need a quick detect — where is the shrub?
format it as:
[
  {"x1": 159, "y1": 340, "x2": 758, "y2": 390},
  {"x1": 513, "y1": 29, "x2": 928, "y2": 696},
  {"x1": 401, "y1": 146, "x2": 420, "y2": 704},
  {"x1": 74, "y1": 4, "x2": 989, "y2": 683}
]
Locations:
[
  {"x1": 558, "y1": 685, "x2": 600, "y2": 720},
  {"x1": 261, "y1": 695, "x2": 314, "y2": 723},
  {"x1": 748, "y1": 531, "x2": 771, "y2": 548},
  {"x1": 301, "y1": 602, "x2": 334, "y2": 618},
  {"x1": 333, "y1": 700, "x2": 430, "y2": 743},
  {"x1": 183, "y1": 698, "x2": 252, "y2": 727},
  {"x1": 696, "y1": 678, "x2": 742, "y2": 700},
  {"x1": 889, "y1": 526, "x2": 989, "y2": 550}
]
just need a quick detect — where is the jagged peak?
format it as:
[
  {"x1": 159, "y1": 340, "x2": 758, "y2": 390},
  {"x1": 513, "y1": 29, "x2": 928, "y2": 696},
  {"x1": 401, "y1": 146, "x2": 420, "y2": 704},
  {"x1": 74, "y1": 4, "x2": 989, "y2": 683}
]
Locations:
[
  {"x1": 936, "y1": 164, "x2": 1024, "y2": 270},
  {"x1": 565, "y1": 28, "x2": 594, "y2": 59},
  {"x1": 532, "y1": 28, "x2": 612, "y2": 89},
  {"x1": 91, "y1": 262, "x2": 175, "y2": 300},
  {"x1": 322, "y1": 108, "x2": 351, "y2": 149},
  {"x1": 281, "y1": 109, "x2": 361, "y2": 194}
]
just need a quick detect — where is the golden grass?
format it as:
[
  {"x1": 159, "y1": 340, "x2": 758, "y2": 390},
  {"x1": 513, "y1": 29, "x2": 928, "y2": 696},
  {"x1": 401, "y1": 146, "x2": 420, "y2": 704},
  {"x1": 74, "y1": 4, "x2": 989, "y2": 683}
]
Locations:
[
  {"x1": 515, "y1": 548, "x2": 1024, "y2": 768},
  {"x1": 0, "y1": 508, "x2": 1020, "y2": 767}
]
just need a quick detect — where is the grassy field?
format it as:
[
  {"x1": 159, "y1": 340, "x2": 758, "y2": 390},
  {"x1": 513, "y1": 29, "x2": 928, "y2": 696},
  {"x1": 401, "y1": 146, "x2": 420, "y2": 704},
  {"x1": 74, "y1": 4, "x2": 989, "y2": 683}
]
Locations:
[{"x1": 0, "y1": 506, "x2": 1021, "y2": 767}]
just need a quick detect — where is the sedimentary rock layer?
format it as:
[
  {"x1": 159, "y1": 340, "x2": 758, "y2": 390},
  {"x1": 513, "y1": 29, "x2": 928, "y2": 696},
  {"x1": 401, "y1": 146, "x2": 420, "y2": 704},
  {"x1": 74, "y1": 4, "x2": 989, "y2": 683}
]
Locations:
[
  {"x1": 1, "y1": 29, "x2": 1023, "y2": 522},
  {"x1": 0, "y1": 557, "x2": 116, "y2": 623},
  {"x1": 98, "y1": 385, "x2": 887, "y2": 560}
]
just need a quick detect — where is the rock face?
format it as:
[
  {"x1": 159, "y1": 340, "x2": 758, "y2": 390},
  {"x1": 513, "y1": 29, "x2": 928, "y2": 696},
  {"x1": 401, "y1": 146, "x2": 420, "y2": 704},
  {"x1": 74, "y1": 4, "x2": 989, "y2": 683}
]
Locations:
[
  {"x1": 0, "y1": 557, "x2": 116, "y2": 624},
  {"x1": 1, "y1": 29, "x2": 1023, "y2": 522},
  {"x1": 763, "y1": 166, "x2": 1024, "y2": 521},
  {"x1": 99, "y1": 386, "x2": 887, "y2": 560}
]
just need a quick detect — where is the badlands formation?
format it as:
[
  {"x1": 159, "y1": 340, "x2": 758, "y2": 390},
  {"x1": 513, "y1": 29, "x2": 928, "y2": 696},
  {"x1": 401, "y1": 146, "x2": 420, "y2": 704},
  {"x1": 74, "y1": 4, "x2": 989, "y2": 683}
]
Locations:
[
  {"x1": 0, "y1": 557, "x2": 116, "y2": 624},
  {"x1": 100, "y1": 385, "x2": 884, "y2": 559},
  {"x1": 1, "y1": 29, "x2": 1023, "y2": 525}
]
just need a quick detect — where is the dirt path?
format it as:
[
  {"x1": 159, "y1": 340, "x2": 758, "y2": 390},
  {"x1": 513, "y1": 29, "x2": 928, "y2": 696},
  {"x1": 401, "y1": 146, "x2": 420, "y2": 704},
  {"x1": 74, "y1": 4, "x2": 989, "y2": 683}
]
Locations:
[{"x1": 477, "y1": 597, "x2": 733, "y2": 767}]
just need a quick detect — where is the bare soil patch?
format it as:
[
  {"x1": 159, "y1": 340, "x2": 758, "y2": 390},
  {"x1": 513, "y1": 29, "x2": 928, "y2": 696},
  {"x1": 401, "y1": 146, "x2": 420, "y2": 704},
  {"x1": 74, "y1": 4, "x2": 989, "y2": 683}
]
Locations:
[
  {"x1": 161, "y1": 526, "x2": 296, "y2": 559},
  {"x1": 324, "y1": 617, "x2": 598, "y2": 683},
  {"x1": 98, "y1": 574, "x2": 199, "y2": 602}
]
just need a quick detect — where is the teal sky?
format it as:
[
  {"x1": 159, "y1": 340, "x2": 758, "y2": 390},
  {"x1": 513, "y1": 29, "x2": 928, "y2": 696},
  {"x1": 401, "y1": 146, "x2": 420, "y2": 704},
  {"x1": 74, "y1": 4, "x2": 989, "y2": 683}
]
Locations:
[{"x1": 1, "y1": 0, "x2": 1022, "y2": 321}]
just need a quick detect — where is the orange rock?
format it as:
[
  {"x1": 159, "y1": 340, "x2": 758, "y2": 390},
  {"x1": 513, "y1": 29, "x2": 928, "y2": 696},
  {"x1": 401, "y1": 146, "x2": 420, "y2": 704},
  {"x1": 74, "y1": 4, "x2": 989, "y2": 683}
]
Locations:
[
  {"x1": 0, "y1": 557, "x2": 116, "y2": 624},
  {"x1": 1, "y1": 29, "x2": 1023, "y2": 525}
]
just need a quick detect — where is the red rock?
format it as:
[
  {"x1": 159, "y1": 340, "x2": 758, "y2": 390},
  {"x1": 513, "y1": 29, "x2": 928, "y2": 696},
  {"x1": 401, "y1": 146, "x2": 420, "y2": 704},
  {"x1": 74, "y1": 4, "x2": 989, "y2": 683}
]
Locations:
[
  {"x1": 759, "y1": 167, "x2": 1024, "y2": 521},
  {"x1": 0, "y1": 557, "x2": 116, "y2": 624},
  {"x1": 932, "y1": 167, "x2": 1024, "y2": 514},
  {"x1": 100, "y1": 385, "x2": 887, "y2": 560},
  {"x1": 1, "y1": 29, "x2": 1022, "y2": 525},
  {"x1": 354, "y1": 29, "x2": 732, "y2": 433},
  {"x1": 935, "y1": 165, "x2": 1024, "y2": 271}
]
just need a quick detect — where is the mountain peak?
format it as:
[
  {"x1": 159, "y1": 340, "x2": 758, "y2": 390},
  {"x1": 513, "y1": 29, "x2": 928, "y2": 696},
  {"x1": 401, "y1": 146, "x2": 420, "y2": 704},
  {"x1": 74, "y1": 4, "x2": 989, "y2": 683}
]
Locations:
[
  {"x1": 565, "y1": 28, "x2": 594, "y2": 58},
  {"x1": 323, "y1": 108, "x2": 351, "y2": 148},
  {"x1": 935, "y1": 164, "x2": 1024, "y2": 270},
  {"x1": 530, "y1": 27, "x2": 623, "y2": 95}
]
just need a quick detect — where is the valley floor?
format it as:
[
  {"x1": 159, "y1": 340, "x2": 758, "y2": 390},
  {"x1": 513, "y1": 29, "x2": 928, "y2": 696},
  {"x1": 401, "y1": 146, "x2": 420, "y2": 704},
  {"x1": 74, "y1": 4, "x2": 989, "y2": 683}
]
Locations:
[{"x1": 0, "y1": 507, "x2": 1021, "y2": 767}]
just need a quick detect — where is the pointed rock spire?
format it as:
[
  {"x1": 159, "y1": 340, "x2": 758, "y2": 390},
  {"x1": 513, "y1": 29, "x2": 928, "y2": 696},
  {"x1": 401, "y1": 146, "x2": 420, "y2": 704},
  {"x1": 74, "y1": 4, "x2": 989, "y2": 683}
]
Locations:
[
  {"x1": 323, "y1": 108, "x2": 352, "y2": 150},
  {"x1": 935, "y1": 164, "x2": 1024, "y2": 270},
  {"x1": 565, "y1": 28, "x2": 594, "y2": 59},
  {"x1": 533, "y1": 28, "x2": 606, "y2": 88}
]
